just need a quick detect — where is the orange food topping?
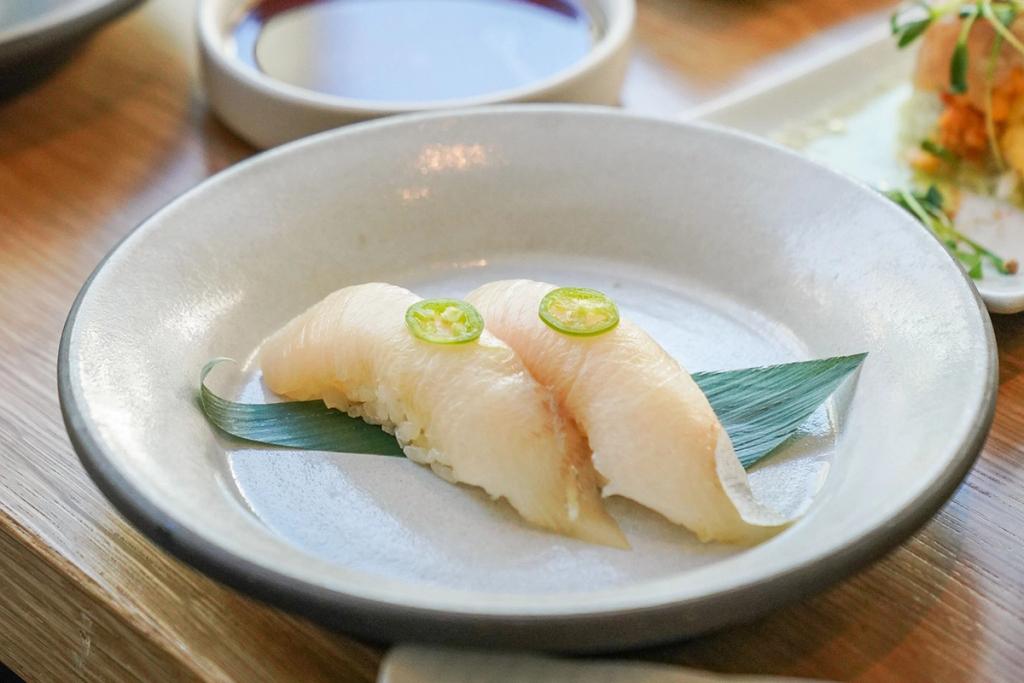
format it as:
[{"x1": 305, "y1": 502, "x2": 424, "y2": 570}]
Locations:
[
  {"x1": 935, "y1": 68, "x2": 1024, "y2": 161},
  {"x1": 938, "y1": 93, "x2": 989, "y2": 159},
  {"x1": 909, "y1": 149, "x2": 943, "y2": 174}
]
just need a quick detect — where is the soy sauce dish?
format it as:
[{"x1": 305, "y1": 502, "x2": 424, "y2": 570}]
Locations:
[{"x1": 198, "y1": 0, "x2": 634, "y2": 147}]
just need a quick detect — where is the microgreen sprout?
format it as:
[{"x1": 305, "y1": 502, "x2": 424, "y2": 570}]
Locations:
[{"x1": 884, "y1": 184, "x2": 1018, "y2": 277}]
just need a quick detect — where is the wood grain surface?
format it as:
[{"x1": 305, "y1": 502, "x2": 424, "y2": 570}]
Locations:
[{"x1": 3, "y1": 0, "x2": 1021, "y2": 681}]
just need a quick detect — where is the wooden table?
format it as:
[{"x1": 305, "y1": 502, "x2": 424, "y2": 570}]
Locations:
[{"x1": 2, "y1": 1, "x2": 1022, "y2": 680}]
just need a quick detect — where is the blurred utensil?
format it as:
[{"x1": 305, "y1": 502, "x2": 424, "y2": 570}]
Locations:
[{"x1": 378, "y1": 646, "x2": 830, "y2": 683}]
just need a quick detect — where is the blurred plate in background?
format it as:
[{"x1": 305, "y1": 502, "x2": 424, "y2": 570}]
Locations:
[{"x1": 689, "y1": 25, "x2": 1024, "y2": 314}]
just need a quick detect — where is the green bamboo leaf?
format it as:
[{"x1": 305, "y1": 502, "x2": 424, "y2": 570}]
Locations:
[
  {"x1": 692, "y1": 353, "x2": 867, "y2": 469},
  {"x1": 199, "y1": 359, "x2": 404, "y2": 456},
  {"x1": 199, "y1": 354, "x2": 866, "y2": 470}
]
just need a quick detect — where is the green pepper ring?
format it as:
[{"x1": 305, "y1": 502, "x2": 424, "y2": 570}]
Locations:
[
  {"x1": 539, "y1": 287, "x2": 620, "y2": 337},
  {"x1": 405, "y1": 298, "x2": 485, "y2": 344}
]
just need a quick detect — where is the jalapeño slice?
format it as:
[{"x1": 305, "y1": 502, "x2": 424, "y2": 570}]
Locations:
[
  {"x1": 406, "y1": 299, "x2": 484, "y2": 344},
  {"x1": 539, "y1": 287, "x2": 619, "y2": 336}
]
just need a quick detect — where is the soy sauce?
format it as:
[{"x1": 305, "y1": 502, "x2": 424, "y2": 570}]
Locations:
[{"x1": 233, "y1": 0, "x2": 596, "y2": 102}]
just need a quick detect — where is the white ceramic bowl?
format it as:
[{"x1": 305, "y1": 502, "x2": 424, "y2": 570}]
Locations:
[
  {"x1": 59, "y1": 106, "x2": 996, "y2": 650},
  {"x1": 198, "y1": 0, "x2": 635, "y2": 148}
]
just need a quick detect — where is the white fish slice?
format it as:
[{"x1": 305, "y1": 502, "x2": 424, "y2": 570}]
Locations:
[
  {"x1": 259, "y1": 282, "x2": 626, "y2": 547},
  {"x1": 467, "y1": 279, "x2": 791, "y2": 544}
]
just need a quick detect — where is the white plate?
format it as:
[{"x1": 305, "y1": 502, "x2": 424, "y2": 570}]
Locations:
[
  {"x1": 689, "y1": 24, "x2": 1024, "y2": 315},
  {"x1": 59, "y1": 106, "x2": 996, "y2": 651}
]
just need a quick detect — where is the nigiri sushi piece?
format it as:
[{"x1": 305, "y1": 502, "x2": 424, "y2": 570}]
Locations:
[
  {"x1": 260, "y1": 282, "x2": 627, "y2": 548},
  {"x1": 466, "y1": 280, "x2": 790, "y2": 544}
]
